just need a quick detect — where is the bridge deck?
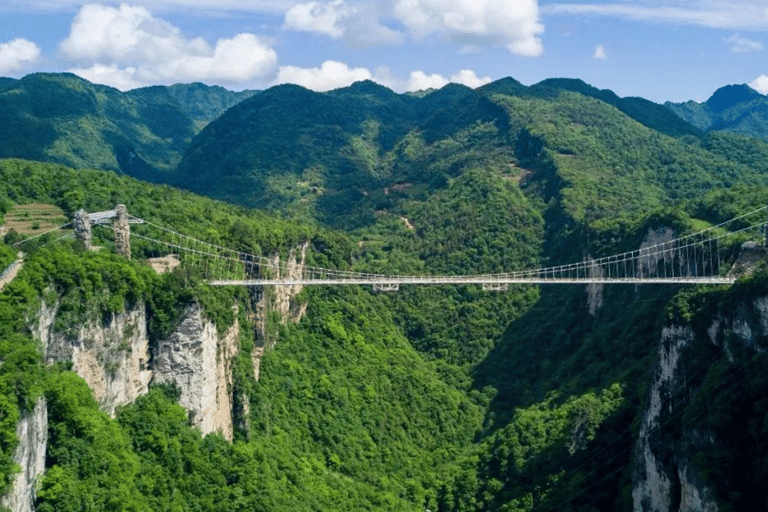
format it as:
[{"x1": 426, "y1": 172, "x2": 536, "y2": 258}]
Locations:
[{"x1": 208, "y1": 276, "x2": 737, "y2": 286}]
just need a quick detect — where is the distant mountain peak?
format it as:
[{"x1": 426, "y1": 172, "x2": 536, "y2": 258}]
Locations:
[
  {"x1": 477, "y1": 76, "x2": 526, "y2": 96},
  {"x1": 329, "y1": 79, "x2": 402, "y2": 102},
  {"x1": 705, "y1": 84, "x2": 762, "y2": 113}
]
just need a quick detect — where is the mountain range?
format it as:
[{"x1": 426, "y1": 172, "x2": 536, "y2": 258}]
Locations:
[
  {"x1": 0, "y1": 73, "x2": 257, "y2": 182},
  {"x1": 666, "y1": 83, "x2": 768, "y2": 139},
  {"x1": 1, "y1": 72, "x2": 768, "y2": 512}
]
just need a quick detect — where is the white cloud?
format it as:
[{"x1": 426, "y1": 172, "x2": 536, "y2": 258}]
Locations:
[
  {"x1": 407, "y1": 70, "x2": 449, "y2": 91},
  {"x1": 272, "y1": 62, "x2": 492, "y2": 92},
  {"x1": 0, "y1": 38, "x2": 41, "y2": 73},
  {"x1": 725, "y1": 34, "x2": 763, "y2": 53},
  {"x1": 394, "y1": 0, "x2": 544, "y2": 57},
  {"x1": 750, "y1": 74, "x2": 768, "y2": 94},
  {"x1": 284, "y1": 0, "x2": 352, "y2": 38},
  {"x1": 405, "y1": 69, "x2": 492, "y2": 91},
  {"x1": 543, "y1": 1, "x2": 768, "y2": 30},
  {"x1": 283, "y1": 0, "x2": 403, "y2": 45},
  {"x1": 274, "y1": 60, "x2": 372, "y2": 91},
  {"x1": 69, "y1": 63, "x2": 144, "y2": 91},
  {"x1": 60, "y1": 3, "x2": 277, "y2": 89},
  {"x1": 593, "y1": 44, "x2": 607, "y2": 60},
  {"x1": 450, "y1": 69, "x2": 492, "y2": 88}
]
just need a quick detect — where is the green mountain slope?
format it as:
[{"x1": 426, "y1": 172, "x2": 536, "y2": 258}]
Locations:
[
  {"x1": 0, "y1": 73, "x2": 257, "y2": 181},
  {"x1": 3, "y1": 74, "x2": 768, "y2": 512},
  {"x1": 0, "y1": 159, "x2": 485, "y2": 511},
  {"x1": 532, "y1": 78, "x2": 702, "y2": 137},
  {"x1": 666, "y1": 84, "x2": 768, "y2": 139},
  {"x1": 175, "y1": 76, "x2": 767, "y2": 243}
]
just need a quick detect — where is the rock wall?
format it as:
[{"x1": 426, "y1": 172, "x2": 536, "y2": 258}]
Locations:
[
  {"x1": 0, "y1": 398, "x2": 47, "y2": 512},
  {"x1": 31, "y1": 242, "x2": 309, "y2": 430},
  {"x1": 152, "y1": 304, "x2": 240, "y2": 440},
  {"x1": 633, "y1": 293, "x2": 768, "y2": 512},
  {"x1": 637, "y1": 227, "x2": 675, "y2": 278},
  {"x1": 37, "y1": 301, "x2": 152, "y2": 416},
  {"x1": 36, "y1": 300, "x2": 242, "y2": 440},
  {"x1": 252, "y1": 242, "x2": 309, "y2": 380}
]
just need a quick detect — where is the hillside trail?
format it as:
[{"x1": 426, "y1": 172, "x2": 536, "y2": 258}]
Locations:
[{"x1": 0, "y1": 253, "x2": 24, "y2": 291}]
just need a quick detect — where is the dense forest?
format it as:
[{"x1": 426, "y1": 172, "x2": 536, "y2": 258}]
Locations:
[{"x1": 1, "y1": 74, "x2": 768, "y2": 511}]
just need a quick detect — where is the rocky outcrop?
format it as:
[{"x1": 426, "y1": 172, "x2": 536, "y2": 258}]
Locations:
[
  {"x1": 36, "y1": 300, "x2": 241, "y2": 439},
  {"x1": 152, "y1": 304, "x2": 240, "y2": 440},
  {"x1": 252, "y1": 242, "x2": 309, "y2": 380},
  {"x1": 28, "y1": 243, "x2": 309, "y2": 442},
  {"x1": 633, "y1": 325, "x2": 696, "y2": 512},
  {"x1": 585, "y1": 256, "x2": 604, "y2": 316},
  {"x1": 0, "y1": 398, "x2": 47, "y2": 512},
  {"x1": 37, "y1": 301, "x2": 152, "y2": 416},
  {"x1": 73, "y1": 209, "x2": 92, "y2": 250},
  {"x1": 637, "y1": 227, "x2": 675, "y2": 278},
  {"x1": 633, "y1": 293, "x2": 768, "y2": 512}
]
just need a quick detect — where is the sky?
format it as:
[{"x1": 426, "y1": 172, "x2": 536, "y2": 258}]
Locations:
[{"x1": 0, "y1": 0, "x2": 767, "y2": 103}]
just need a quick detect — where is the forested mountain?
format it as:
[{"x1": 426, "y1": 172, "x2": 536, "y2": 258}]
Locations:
[
  {"x1": 1, "y1": 73, "x2": 768, "y2": 512},
  {"x1": 531, "y1": 78, "x2": 702, "y2": 137},
  {"x1": 666, "y1": 83, "x2": 768, "y2": 139},
  {"x1": 174, "y1": 75, "x2": 767, "y2": 241},
  {"x1": 0, "y1": 73, "x2": 257, "y2": 182}
]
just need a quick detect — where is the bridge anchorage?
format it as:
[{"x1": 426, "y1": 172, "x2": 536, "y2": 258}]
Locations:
[{"x1": 73, "y1": 204, "x2": 768, "y2": 290}]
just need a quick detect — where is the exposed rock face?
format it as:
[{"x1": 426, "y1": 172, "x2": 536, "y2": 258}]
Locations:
[
  {"x1": 633, "y1": 293, "x2": 768, "y2": 512},
  {"x1": 585, "y1": 256, "x2": 604, "y2": 316},
  {"x1": 152, "y1": 304, "x2": 240, "y2": 440},
  {"x1": 37, "y1": 300, "x2": 240, "y2": 439},
  {"x1": 0, "y1": 398, "x2": 47, "y2": 512},
  {"x1": 271, "y1": 242, "x2": 310, "y2": 324},
  {"x1": 637, "y1": 227, "x2": 675, "y2": 278},
  {"x1": 73, "y1": 209, "x2": 92, "y2": 250},
  {"x1": 113, "y1": 203, "x2": 131, "y2": 259},
  {"x1": 252, "y1": 242, "x2": 309, "y2": 380},
  {"x1": 633, "y1": 325, "x2": 693, "y2": 512},
  {"x1": 38, "y1": 302, "x2": 152, "y2": 416}
]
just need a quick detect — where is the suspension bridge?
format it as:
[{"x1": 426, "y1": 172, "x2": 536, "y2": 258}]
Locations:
[{"x1": 15, "y1": 204, "x2": 768, "y2": 290}]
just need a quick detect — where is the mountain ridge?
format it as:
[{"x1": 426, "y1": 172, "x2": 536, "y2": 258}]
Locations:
[{"x1": 666, "y1": 83, "x2": 768, "y2": 139}]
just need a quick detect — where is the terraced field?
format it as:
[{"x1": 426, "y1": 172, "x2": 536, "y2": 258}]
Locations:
[{"x1": 2, "y1": 203, "x2": 69, "y2": 235}]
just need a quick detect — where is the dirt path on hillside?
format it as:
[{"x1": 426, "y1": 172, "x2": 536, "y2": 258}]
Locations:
[{"x1": 0, "y1": 255, "x2": 24, "y2": 291}]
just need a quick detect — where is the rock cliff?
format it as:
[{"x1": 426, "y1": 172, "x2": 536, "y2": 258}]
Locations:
[
  {"x1": 29, "y1": 242, "x2": 308, "y2": 438},
  {"x1": 633, "y1": 290, "x2": 768, "y2": 511},
  {"x1": 0, "y1": 398, "x2": 47, "y2": 512},
  {"x1": 35, "y1": 301, "x2": 152, "y2": 416},
  {"x1": 251, "y1": 242, "x2": 309, "y2": 380},
  {"x1": 152, "y1": 304, "x2": 240, "y2": 440}
]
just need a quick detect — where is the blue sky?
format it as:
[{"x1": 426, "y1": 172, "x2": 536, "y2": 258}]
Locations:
[{"x1": 1, "y1": 0, "x2": 767, "y2": 103}]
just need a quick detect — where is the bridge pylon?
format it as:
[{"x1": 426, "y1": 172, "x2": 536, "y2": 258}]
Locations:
[{"x1": 74, "y1": 204, "x2": 142, "y2": 258}]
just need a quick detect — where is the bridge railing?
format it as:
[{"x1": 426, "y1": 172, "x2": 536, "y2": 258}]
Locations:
[{"x1": 120, "y1": 207, "x2": 767, "y2": 287}]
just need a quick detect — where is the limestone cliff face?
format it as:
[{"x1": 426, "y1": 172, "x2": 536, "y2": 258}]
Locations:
[
  {"x1": 152, "y1": 304, "x2": 240, "y2": 440},
  {"x1": 586, "y1": 227, "x2": 677, "y2": 317},
  {"x1": 36, "y1": 301, "x2": 152, "y2": 416},
  {"x1": 0, "y1": 398, "x2": 47, "y2": 512},
  {"x1": 31, "y1": 243, "x2": 309, "y2": 433},
  {"x1": 633, "y1": 293, "x2": 768, "y2": 512},
  {"x1": 633, "y1": 325, "x2": 719, "y2": 512},
  {"x1": 2, "y1": 242, "x2": 310, "y2": 507},
  {"x1": 251, "y1": 242, "x2": 309, "y2": 380},
  {"x1": 36, "y1": 300, "x2": 241, "y2": 440}
]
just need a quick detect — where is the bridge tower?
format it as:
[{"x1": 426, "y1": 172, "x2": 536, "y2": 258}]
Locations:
[
  {"x1": 73, "y1": 204, "x2": 135, "y2": 259},
  {"x1": 73, "y1": 209, "x2": 92, "y2": 250},
  {"x1": 113, "y1": 204, "x2": 131, "y2": 260}
]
